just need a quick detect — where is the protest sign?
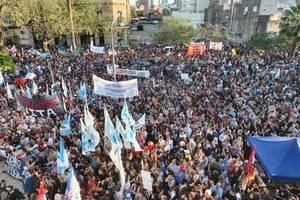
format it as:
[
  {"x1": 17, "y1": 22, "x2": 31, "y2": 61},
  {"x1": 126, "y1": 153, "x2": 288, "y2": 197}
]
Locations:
[{"x1": 93, "y1": 75, "x2": 139, "y2": 98}]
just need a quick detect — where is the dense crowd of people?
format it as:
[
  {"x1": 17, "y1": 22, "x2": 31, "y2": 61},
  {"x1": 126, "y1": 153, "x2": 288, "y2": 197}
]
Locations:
[{"x1": 0, "y1": 44, "x2": 299, "y2": 200}]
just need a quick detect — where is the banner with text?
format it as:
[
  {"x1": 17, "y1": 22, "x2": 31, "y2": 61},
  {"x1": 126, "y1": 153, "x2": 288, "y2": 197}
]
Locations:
[
  {"x1": 106, "y1": 65, "x2": 150, "y2": 78},
  {"x1": 209, "y1": 41, "x2": 223, "y2": 51},
  {"x1": 90, "y1": 41, "x2": 105, "y2": 54},
  {"x1": 93, "y1": 75, "x2": 139, "y2": 98},
  {"x1": 4, "y1": 155, "x2": 27, "y2": 180},
  {"x1": 16, "y1": 94, "x2": 66, "y2": 118},
  {"x1": 187, "y1": 42, "x2": 206, "y2": 56}
]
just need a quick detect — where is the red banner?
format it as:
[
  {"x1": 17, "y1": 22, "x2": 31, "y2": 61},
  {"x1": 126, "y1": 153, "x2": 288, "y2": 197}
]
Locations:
[{"x1": 187, "y1": 42, "x2": 206, "y2": 56}]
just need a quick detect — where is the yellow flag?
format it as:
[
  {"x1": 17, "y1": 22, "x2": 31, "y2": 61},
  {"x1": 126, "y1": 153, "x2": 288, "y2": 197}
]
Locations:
[{"x1": 231, "y1": 48, "x2": 237, "y2": 55}]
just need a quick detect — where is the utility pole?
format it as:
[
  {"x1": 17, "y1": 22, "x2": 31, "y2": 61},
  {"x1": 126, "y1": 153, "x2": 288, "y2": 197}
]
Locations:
[
  {"x1": 111, "y1": 12, "x2": 120, "y2": 82},
  {"x1": 229, "y1": 0, "x2": 235, "y2": 31},
  {"x1": 67, "y1": 0, "x2": 76, "y2": 49}
]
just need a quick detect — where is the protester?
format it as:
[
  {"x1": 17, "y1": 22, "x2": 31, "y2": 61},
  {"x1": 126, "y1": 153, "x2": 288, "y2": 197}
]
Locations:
[{"x1": 0, "y1": 44, "x2": 299, "y2": 200}]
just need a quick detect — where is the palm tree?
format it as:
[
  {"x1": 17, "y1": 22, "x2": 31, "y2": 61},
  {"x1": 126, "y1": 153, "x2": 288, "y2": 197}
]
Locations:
[{"x1": 279, "y1": 4, "x2": 300, "y2": 58}]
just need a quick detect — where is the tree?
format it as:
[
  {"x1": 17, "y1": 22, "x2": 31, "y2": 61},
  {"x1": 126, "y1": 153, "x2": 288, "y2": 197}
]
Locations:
[
  {"x1": 0, "y1": 51, "x2": 18, "y2": 73},
  {"x1": 246, "y1": 32, "x2": 291, "y2": 59},
  {"x1": 0, "y1": 0, "x2": 19, "y2": 47},
  {"x1": 196, "y1": 24, "x2": 231, "y2": 42},
  {"x1": 6, "y1": 0, "x2": 109, "y2": 49},
  {"x1": 131, "y1": 6, "x2": 137, "y2": 18},
  {"x1": 8, "y1": 0, "x2": 68, "y2": 49},
  {"x1": 280, "y1": 4, "x2": 300, "y2": 57},
  {"x1": 153, "y1": 17, "x2": 195, "y2": 45}
]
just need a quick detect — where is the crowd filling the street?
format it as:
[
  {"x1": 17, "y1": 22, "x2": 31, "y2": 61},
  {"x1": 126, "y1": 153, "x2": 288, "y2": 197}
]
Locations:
[{"x1": 0, "y1": 44, "x2": 299, "y2": 200}]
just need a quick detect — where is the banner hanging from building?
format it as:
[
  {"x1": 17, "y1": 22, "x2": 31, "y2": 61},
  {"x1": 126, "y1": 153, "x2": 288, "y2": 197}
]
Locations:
[
  {"x1": 93, "y1": 74, "x2": 139, "y2": 98},
  {"x1": 187, "y1": 42, "x2": 206, "y2": 56},
  {"x1": 106, "y1": 65, "x2": 150, "y2": 78},
  {"x1": 16, "y1": 93, "x2": 66, "y2": 117}
]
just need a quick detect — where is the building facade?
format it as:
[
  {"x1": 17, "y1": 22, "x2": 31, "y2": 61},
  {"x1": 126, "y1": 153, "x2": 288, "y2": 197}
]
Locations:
[
  {"x1": 204, "y1": 0, "x2": 298, "y2": 41},
  {"x1": 92, "y1": 0, "x2": 131, "y2": 46}
]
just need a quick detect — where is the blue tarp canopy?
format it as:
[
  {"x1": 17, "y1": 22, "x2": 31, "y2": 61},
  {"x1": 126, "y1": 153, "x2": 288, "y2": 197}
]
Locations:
[{"x1": 247, "y1": 136, "x2": 300, "y2": 183}]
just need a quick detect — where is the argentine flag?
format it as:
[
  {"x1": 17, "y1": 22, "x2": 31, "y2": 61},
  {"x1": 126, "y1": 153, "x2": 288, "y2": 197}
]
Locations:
[
  {"x1": 79, "y1": 82, "x2": 87, "y2": 100},
  {"x1": 0, "y1": 71, "x2": 4, "y2": 85},
  {"x1": 64, "y1": 167, "x2": 81, "y2": 200},
  {"x1": 121, "y1": 100, "x2": 135, "y2": 127},
  {"x1": 60, "y1": 114, "x2": 72, "y2": 136},
  {"x1": 56, "y1": 138, "x2": 70, "y2": 174}
]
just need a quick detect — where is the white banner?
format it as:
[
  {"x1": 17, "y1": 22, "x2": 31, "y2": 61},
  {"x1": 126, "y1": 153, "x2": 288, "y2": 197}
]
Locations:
[
  {"x1": 93, "y1": 74, "x2": 139, "y2": 98},
  {"x1": 107, "y1": 65, "x2": 150, "y2": 78},
  {"x1": 209, "y1": 41, "x2": 223, "y2": 50},
  {"x1": 180, "y1": 73, "x2": 189, "y2": 80},
  {"x1": 90, "y1": 41, "x2": 105, "y2": 54},
  {"x1": 141, "y1": 170, "x2": 152, "y2": 191}
]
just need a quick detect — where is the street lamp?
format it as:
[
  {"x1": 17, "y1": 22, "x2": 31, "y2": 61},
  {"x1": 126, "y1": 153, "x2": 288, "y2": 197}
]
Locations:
[{"x1": 111, "y1": 12, "x2": 121, "y2": 82}]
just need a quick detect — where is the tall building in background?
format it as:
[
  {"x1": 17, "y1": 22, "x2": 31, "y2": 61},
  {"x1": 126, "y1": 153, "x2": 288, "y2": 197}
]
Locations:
[
  {"x1": 96, "y1": 0, "x2": 131, "y2": 45},
  {"x1": 204, "y1": 0, "x2": 297, "y2": 41}
]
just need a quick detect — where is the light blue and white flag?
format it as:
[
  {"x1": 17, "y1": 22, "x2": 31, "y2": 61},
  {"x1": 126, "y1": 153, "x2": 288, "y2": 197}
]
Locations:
[
  {"x1": 121, "y1": 100, "x2": 135, "y2": 127},
  {"x1": 125, "y1": 126, "x2": 142, "y2": 152},
  {"x1": 68, "y1": 82, "x2": 73, "y2": 101},
  {"x1": 16, "y1": 96, "x2": 23, "y2": 111},
  {"x1": 6, "y1": 83, "x2": 13, "y2": 99},
  {"x1": 31, "y1": 80, "x2": 38, "y2": 95},
  {"x1": 61, "y1": 77, "x2": 68, "y2": 98},
  {"x1": 104, "y1": 108, "x2": 122, "y2": 146},
  {"x1": 84, "y1": 104, "x2": 94, "y2": 127},
  {"x1": 26, "y1": 85, "x2": 32, "y2": 98},
  {"x1": 80, "y1": 119, "x2": 91, "y2": 155},
  {"x1": 45, "y1": 84, "x2": 49, "y2": 97},
  {"x1": 56, "y1": 138, "x2": 69, "y2": 174},
  {"x1": 274, "y1": 68, "x2": 280, "y2": 79},
  {"x1": 0, "y1": 71, "x2": 4, "y2": 85},
  {"x1": 60, "y1": 114, "x2": 72, "y2": 136},
  {"x1": 79, "y1": 82, "x2": 87, "y2": 100},
  {"x1": 84, "y1": 106, "x2": 100, "y2": 151},
  {"x1": 134, "y1": 114, "x2": 146, "y2": 130},
  {"x1": 116, "y1": 117, "x2": 131, "y2": 149},
  {"x1": 64, "y1": 167, "x2": 81, "y2": 200}
]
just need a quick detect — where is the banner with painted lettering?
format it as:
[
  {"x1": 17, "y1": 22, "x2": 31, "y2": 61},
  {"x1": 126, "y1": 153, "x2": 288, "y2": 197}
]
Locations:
[
  {"x1": 209, "y1": 42, "x2": 223, "y2": 50},
  {"x1": 187, "y1": 42, "x2": 206, "y2": 56},
  {"x1": 4, "y1": 155, "x2": 36, "y2": 193},
  {"x1": 90, "y1": 41, "x2": 105, "y2": 54},
  {"x1": 16, "y1": 93, "x2": 66, "y2": 117},
  {"x1": 93, "y1": 75, "x2": 139, "y2": 98},
  {"x1": 106, "y1": 65, "x2": 150, "y2": 78},
  {"x1": 4, "y1": 155, "x2": 27, "y2": 180}
]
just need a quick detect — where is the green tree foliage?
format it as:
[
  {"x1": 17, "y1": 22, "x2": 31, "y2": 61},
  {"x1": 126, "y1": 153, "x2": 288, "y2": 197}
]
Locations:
[
  {"x1": 280, "y1": 4, "x2": 300, "y2": 57},
  {"x1": 246, "y1": 32, "x2": 274, "y2": 50},
  {"x1": 0, "y1": 51, "x2": 18, "y2": 73},
  {"x1": 5, "y1": 0, "x2": 109, "y2": 48},
  {"x1": 196, "y1": 24, "x2": 231, "y2": 42},
  {"x1": 0, "y1": 0, "x2": 19, "y2": 46},
  {"x1": 69, "y1": 0, "x2": 109, "y2": 36},
  {"x1": 8, "y1": 0, "x2": 67, "y2": 45},
  {"x1": 131, "y1": 6, "x2": 137, "y2": 18},
  {"x1": 153, "y1": 17, "x2": 195, "y2": 45},
  {"x1": 246, "y1": 32, "x2": 291, "y2": 58}
]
